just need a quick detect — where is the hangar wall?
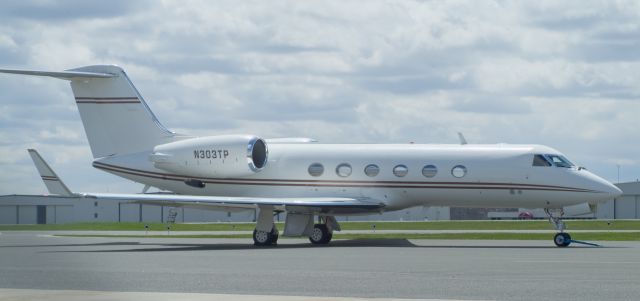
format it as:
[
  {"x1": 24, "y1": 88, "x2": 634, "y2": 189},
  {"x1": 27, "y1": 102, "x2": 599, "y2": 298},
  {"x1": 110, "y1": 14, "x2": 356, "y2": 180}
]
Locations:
[
  {"x1": 0, "y1": 195, "x2": 255, "y2": 225},
  {"x1": 596, "y1": 181, "x2": 640, "y2": 219},
  {"x1": 0, "y1": 206, "x2": 17, "y2": 224}
]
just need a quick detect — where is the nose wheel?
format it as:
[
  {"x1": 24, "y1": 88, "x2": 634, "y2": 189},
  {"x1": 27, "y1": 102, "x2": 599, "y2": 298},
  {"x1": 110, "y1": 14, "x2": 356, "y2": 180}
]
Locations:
[{"x1": 553, "y1": 232, "x2": 572, "y2": 247}]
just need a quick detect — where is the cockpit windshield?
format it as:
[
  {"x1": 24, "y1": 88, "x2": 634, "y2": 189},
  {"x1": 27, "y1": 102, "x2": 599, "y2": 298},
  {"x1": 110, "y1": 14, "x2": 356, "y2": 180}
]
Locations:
[
  {"x1": 547, "y1": 155, "x2": 574, "y2": 168},
  {"x1": 532, "y1": 154, "x2": 552, "y2": 166},
  {"x1": 532, "y1": 154, "x2": 575, "y2": 168}
]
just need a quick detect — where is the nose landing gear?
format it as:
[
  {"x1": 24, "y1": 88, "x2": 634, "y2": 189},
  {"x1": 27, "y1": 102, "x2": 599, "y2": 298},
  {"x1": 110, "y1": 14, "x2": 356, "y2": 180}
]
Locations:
[
  {"x1": 545, "y1": 208, "x2": 571, "y2": 247},
  {"x1": 545, "y1": 208, "x2": 601, "y2": 248}
]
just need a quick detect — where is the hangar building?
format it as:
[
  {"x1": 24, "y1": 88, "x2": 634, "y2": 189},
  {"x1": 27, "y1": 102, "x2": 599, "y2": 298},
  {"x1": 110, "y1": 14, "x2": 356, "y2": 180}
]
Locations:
[{"x1": 597, "y1": 181, "x2": 640, "y2": 219}]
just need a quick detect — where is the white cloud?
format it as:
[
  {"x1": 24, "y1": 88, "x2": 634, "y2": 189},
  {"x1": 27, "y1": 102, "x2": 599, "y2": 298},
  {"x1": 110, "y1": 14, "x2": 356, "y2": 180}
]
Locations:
[
  {"x1": 0, "y1": 33, "x2": 17, "y2": 49},
  {"x1": 1, "y1": 0, "x2": 639, "y2": 195}
]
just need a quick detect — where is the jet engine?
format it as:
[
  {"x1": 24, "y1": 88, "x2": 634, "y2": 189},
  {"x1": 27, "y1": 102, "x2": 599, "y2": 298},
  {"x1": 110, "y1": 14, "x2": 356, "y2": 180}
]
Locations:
[{"x1": 150, "y1": 135, "x2": 268, "y2": 178}]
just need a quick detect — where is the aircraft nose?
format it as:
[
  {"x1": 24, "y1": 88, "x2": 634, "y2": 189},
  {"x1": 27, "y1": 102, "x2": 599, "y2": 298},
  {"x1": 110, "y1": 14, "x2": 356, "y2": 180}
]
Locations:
[
  {"x1": 583, "y1": 170, "x2": 622, "y2": 199},
  {"x1": 605, "y1": 182, "x2": 623, "y2": 199}
]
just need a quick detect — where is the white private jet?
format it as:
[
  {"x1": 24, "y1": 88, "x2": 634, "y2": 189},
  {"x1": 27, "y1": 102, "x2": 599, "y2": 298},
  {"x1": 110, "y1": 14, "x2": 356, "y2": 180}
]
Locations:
[{"x1": 0, "y1": 65, "x2": 621, "y2": 247}]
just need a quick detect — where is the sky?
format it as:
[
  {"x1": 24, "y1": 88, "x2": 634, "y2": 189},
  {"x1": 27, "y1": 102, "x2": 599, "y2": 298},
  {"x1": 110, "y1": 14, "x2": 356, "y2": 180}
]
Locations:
[{"x1": 1, "y1": 0, "x2": 639, "y2": 195}]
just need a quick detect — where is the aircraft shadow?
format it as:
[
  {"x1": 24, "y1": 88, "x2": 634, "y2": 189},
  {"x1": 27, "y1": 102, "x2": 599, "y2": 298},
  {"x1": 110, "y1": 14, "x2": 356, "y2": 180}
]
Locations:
[{"x1": 1, "y1": 238, "x2": 617, "y2": 252}]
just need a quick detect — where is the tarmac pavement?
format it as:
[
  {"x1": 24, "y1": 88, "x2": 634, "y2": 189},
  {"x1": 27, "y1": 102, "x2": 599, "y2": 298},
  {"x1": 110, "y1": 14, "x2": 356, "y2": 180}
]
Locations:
[{"x1": 0, "y1": 231, "x2": 639, "y2": 300}]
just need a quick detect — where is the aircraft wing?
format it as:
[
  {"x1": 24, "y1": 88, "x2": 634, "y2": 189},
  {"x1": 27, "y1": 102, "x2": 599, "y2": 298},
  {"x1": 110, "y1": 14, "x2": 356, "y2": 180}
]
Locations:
[
  {"x1": 26, "y1": 149, "x2": 384, "y2": 214},
  {"x1": 81, "y1": 193, "x2": 384, "y2": 214}
]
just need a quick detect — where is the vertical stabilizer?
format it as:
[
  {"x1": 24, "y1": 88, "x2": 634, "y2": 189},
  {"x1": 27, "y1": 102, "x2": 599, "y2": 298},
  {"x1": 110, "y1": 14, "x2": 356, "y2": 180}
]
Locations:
[
  {"x1": 67, "y1": 65, "x2": 177, "y2": 158},
  {"x1": 0, "y1": 65, "x2": 181, "y2": 158},
  {"x1": 27, "y1": 149, "x2": 74, "y2": 196}
]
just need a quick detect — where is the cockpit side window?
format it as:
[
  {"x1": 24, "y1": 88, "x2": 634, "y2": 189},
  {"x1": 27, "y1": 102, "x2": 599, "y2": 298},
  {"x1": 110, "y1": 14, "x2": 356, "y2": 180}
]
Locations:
[
  {"x1": 532, "y1": 154, "x2": 552, "y2": 167},
  {"x1": 545, "y1": 154, "x2": 574, "y2": 168}
]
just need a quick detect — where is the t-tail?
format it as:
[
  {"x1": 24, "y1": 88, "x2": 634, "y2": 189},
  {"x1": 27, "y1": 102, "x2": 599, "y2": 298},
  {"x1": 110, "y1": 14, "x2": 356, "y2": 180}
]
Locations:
[{"x1": 0, "y1": 65, "x2": 182, "y2": 158}]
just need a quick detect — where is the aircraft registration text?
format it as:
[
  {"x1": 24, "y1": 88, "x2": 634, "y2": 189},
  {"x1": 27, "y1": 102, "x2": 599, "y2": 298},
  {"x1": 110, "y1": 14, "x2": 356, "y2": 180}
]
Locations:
[{"x1": 194, "y1": 150, "x2": 229, "y2": 159}]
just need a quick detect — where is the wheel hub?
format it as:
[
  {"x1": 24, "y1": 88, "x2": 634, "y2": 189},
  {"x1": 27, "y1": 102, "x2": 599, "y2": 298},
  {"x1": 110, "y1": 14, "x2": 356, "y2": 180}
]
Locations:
[
  {"x1": 311, "y1": 228, "x2": 323, "y2": 242},
  {"x1": 255, "y1": 230, "x2": 269, "y2": 243}
]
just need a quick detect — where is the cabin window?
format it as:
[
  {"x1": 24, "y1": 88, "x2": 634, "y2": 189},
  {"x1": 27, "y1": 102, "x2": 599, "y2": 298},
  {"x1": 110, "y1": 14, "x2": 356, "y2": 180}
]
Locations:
[
  {"x1": 393, "y1": 165, "x2": 409, "y2": 177},
  {"x1": 364, "y1": 164, "x2": 380, "y2": 177},
  {"x1": 308, "y1": 163, "x2": 324, "y2": 177},
  {"x1": 336, "y1": 163, "x2": 352, "y2": 177},
  {"x1": 451, "y1": 165, "x2": 467, "y2": 178},
  {"x1": 532, "y1": 154, "x2": 552, "y2": 167},
  {"x1": 422, "y1": 165, "x2": 437, "y2": 178}
]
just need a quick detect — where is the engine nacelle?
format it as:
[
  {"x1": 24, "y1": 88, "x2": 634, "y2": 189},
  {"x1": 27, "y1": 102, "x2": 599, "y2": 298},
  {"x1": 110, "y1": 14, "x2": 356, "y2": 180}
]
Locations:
[{"x1": 150, "y1": 135, "x2": 268, "y2": 178}]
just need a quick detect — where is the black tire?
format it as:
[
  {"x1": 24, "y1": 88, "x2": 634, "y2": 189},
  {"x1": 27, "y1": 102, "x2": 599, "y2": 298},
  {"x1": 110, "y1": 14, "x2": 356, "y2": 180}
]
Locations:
[
  {"x1": 253, "y1": 229, "x2": 269, "y2": 246},
  {"x1": 309, "y1": 224, "x2": 331, "y2": 244},
  {"x1": 253, "y1": 226, "x2": 279, "y2": 246},
  {"x1": 253, "y1": 229, "x2": 273, "y2": 246},
  {"x1": 554, "y1": 232, "x2": 571, "y2": 247},
  {"x1": 270, "y1": 227, "x2": 279, "y2": 245},
  {"x1": 561, "y1": 233, "x2": 571, "y2": 247}
]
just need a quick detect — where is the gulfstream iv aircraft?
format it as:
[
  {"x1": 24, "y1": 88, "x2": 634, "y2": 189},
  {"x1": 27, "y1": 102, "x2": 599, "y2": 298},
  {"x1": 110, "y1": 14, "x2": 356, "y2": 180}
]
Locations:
[{"x1": 0, "y1": 65, "x2": 622, "y2": 247}]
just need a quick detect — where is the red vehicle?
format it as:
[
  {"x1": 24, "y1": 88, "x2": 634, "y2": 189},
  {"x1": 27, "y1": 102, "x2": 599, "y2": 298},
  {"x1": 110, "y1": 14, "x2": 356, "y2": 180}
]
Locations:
[{"x1": 518, "y1": 211, "x2": 534, "y2": 219}]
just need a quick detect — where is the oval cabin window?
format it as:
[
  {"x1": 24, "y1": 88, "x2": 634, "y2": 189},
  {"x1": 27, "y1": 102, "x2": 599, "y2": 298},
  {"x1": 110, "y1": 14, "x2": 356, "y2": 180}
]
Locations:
[
  {"x1": 308, "y1": 163, "x2": 324, "y2": 177},
  {"x1": 451, "y1": 165, "x2": 467, "y2": 178},
  {"x1": 336, "y1": 163, "x2": 352, "y2": 177},
  {"x1": 364, "y1": 164, "x2": 380, "y2": 177},
  {"x1": 393, "y1": 165, "x2": 409, "y2": 177},
  {"x1": 422, "y1": 165, "x2": 437, "y2": 178}
]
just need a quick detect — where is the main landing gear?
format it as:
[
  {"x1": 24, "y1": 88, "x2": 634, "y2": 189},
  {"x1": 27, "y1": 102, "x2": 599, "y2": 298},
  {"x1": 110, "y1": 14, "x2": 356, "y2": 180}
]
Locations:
[
  {"x1": 308, "y1": 216, "x2": 336, "y2": 245},
  {"x1": 545, "y1": 208, "x2": 571, "y2": 247},
  {"x1": 253, "y1": 225, "x2": 279, "y2": 246},
  {"x1": 252, "y1": 207, "x2": 338, "y2": 247},
  {"x1": 309, "y1": 224, "x2": 333, "y2": 244}
]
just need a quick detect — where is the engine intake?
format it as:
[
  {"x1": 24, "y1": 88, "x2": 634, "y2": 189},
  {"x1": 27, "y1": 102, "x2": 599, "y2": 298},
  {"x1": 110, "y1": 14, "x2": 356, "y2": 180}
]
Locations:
[{"x1": 247, "y1": 136, "x2": 267, "y2": 171}]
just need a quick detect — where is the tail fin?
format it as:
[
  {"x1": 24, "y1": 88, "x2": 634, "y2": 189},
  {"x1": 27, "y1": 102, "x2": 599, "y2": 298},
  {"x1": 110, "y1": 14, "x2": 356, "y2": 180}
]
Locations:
[
  {"x1": 27, "y1": 149, "x2": 74, "y2": 196},
  {"x1": 1, "y1": 65, "x2": 178, "y2": 158}
]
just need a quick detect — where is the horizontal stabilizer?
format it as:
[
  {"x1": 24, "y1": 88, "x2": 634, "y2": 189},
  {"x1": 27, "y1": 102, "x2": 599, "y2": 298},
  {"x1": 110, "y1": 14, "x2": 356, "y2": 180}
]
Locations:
[
  {"x1": 27, "y1": 149, "x2": 74, "y2": 197},
  {"x1": 0, "y1": 68, "x2": 115, "y2": 79}
]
